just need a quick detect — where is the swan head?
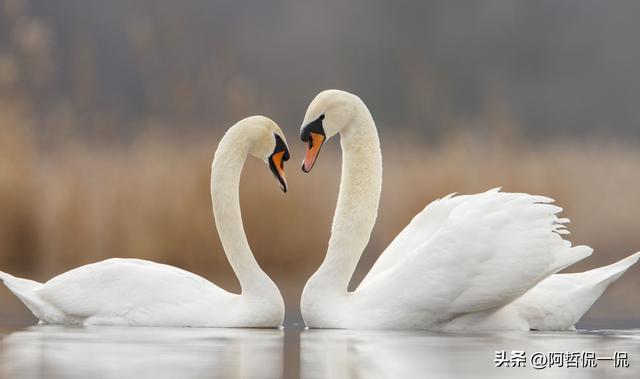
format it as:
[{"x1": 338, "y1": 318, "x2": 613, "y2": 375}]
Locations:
[
  {"x1": 300, "y1": 90, "x2": 358, "y2": 172},
  {"x1": 237, "y1": 116, "x2": 290, "y2": 193}
]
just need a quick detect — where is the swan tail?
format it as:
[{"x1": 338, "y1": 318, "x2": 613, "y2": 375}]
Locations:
[
  {"x1": 575, "y1": 251, "x2": 640, "y2": 285},
  {"x1": 0, "y1": 271, "x2": 57, "y2": 322},
  {"x1": 0, "y1": 271, "x2": 42, "y2": 292},
  {"x1": 558, "y1": 251, "x2": 640, "y2": 327},
  {"x1": 517, "y1": 251, "x2": 640, "y2": 330}
]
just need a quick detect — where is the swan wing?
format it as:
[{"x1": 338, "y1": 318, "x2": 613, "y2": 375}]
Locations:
[
  {"x1": 359, "y1": 192, "x2": 471, "y2": 288},
  {"x1": 37, "y1": 258, "x2": 231, "y2": 325},
  {"x1": 357, "y1": 189, "x2": 592, "y2": 320}
]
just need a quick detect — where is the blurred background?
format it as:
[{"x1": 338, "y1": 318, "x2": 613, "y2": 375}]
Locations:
[{"x1": 0, "y1": 0, "x2": 638, "y2": 326}]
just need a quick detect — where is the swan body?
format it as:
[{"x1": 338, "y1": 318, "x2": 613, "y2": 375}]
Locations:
[
  {"x1": 299, "y1": 89, "x2": 639, "y2": 330},
  {"x1": 0, "y1": 116, "x2": 289, "y2": 327},
  {"x1": 0, "y1": 259, "x2": 275, "y2": 327}
]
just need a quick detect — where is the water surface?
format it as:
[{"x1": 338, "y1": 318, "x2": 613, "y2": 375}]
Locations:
[
  {"x1": 1, "y1": 326, "x2": 639, "y2": 378},
  {"x1": 302, "y1": 328, "x2": 640, "y2": 378}
]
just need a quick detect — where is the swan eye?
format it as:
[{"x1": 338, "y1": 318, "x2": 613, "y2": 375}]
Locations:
[
  {"x1": 272, "y1": 134, "x2": 289, "y2": 159},
  {"x1": 300, "y1": 114, "x2": 326, "y2": 142}
]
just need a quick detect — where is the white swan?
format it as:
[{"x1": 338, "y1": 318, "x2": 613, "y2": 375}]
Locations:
[
  {"x1": 0, "y1": 116, "x2": 289, "y2": 327},
  {"x1": 298, "y1": 89, "x2": 640, "y2": 330}
]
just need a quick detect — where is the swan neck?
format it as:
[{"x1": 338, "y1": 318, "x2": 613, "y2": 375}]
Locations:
[
  {"x1": 210, "y1": 133, "x2": 276, "y2": 296},
  {"x1": 320, "y1": 101, "x2": 382, "y2": 292}
]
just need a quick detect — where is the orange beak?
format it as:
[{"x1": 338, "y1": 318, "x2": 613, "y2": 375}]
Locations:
[
  {"x1": 302, "y1": 132, "x2": 325, "y2": 173},
  {"x1": 269, "y1": 150, "x2": 288, "y2": 193}
]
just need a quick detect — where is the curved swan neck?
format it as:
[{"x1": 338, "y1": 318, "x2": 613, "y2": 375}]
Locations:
[
  {"x1": 316, "y1": 98, "x2": 382, "y2": 292},
  {"x1": 210, "y1": 130, "x2": 276, "y2": 296}
]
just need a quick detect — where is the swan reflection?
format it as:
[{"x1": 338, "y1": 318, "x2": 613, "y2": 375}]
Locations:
[
  {"x1": 301, "y1": 329, "x2": 640, "y2": 379},
  {"x1": 2, "y1": 326, "x2": 283, "y2": 379}
]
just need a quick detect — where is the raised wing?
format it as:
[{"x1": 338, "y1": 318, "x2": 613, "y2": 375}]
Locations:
[
  {"x1": 358, "y1": 192, "x2": 471, "y2": 288},
  {"x1": 356, "y1": 189, "x2": 592, "y2": 321}
]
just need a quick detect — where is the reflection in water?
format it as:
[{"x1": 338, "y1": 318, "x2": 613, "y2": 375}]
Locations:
[
  {"x1": 1, "y1": 326, "x2": 283, "y2": 379},
  {"x1": 301, "y1": 329, "x2": 640, "y2": 379},
  {"x1": 2, "y1": 326, "x2": 640, "y2": 378}
]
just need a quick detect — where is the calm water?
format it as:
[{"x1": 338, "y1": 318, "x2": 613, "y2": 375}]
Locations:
[{"x1": 1, "y1": 325, "x2": 639, "y2": 378}]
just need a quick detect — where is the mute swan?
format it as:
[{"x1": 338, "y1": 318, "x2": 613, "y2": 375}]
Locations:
[
  {"x1": 298, "y1": 89, "x2": 639, "y2": 330},
  {"x1": 0, "y1": 116, "x2": 289, "y2": 327}
]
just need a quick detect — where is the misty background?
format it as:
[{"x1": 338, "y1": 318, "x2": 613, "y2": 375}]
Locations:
[
  {"x1": 3, "y1": 0, "x2": 640, "y2": 139},
  {"x1": 0, "y1": 0, "x2": 639, "y2": 326}
]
